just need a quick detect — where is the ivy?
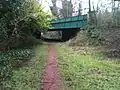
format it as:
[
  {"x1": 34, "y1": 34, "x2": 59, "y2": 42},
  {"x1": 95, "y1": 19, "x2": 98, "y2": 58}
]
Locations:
[
  {"x1": 0, "y1": 48, "x2": 33, "y2": 88},
  {"x1": 87, "y1": 25, "x2": 105, "y2": 45}
]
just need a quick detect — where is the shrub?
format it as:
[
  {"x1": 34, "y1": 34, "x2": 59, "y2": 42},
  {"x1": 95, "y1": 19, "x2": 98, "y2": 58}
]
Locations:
[
  {"x1": 87, "y1": 25, "x2": 105, "y2": 45},
  {"x1": 0, "y1": 0, "x2": 51, "y2": 49},
  {"x1": 0, "y1": 49, "x2": 33, "y2": 89}
]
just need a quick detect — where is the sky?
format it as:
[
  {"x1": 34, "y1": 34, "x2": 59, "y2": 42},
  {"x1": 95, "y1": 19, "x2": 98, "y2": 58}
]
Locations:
[
  {"x1": 39, "y1": 0, "x2": 117, "y2": 14},
  {"x1": 39, "y1": 0, "x2": 98, "y2": 13}
]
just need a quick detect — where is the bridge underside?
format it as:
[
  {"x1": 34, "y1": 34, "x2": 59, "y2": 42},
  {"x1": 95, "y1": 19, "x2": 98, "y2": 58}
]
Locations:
[
  {"x1": 41, "y1": 28, "x2": 81, "y2": 42},
  {"x1": 48, "y1": 27, "x2": 80, "y2": 31}
]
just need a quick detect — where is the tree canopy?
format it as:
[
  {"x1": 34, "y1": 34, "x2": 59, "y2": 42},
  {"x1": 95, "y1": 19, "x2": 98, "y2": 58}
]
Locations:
[{"x1": 0, "y1": 0, "x2": 51, "y2": 49}]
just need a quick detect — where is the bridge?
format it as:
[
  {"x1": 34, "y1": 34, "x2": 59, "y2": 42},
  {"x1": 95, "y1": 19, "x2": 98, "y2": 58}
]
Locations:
[
  {"x1": 50, "y1": 14, "x2": 87, "y2": 30},
  {"x1": 41, "y1": 15, "x2": 88, "y2": 42}
]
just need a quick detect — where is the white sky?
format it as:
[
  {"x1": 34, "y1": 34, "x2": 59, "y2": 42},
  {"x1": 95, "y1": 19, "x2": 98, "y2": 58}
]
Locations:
[
  {"x1": 40, "y1": 0, "x2": 98, "y2": 12},
  {"x1": 39, "y1": 0, "x2": 118, "y2": 14}
]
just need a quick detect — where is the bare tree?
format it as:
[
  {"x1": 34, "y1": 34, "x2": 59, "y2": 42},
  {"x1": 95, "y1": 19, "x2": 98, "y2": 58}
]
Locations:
[
  {"x1": 78, "y1": 3, "x2": 82, "y2": 15},
  {"x1": 88, "y1": 0, "x2": 92, "y2": 25},
  {"x1": 60, "y1": 0, "x2": 73, "y2": 18},
  {"x1": 50, "y1": 0, "x2": 59, "y2": 17}
]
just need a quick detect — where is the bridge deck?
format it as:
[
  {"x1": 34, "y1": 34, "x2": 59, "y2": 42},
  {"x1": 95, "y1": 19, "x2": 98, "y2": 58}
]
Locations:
[{"x1": 51, "y1": 15, "x2": 87, "y2": 29}]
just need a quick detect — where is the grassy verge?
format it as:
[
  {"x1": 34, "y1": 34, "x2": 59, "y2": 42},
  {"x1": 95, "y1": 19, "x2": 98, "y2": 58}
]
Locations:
[
  {"x1": 4, "y1": 45, "x2": 46, "y2": 90},
  {"x1": 57, "y1": 44, "x2": 120, "y2": 90}
]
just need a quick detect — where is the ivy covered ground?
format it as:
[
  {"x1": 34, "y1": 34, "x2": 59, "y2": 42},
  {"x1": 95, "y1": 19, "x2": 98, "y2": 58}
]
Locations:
[
  {"x1": 57, "y1": 44, "x2": 120, "y2": 90},
  {"x1": 0, "y1": 45, "x2": 46, "y2": 90}
]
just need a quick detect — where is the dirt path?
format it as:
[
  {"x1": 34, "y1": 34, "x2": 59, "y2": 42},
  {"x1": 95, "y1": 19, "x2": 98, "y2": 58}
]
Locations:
[{"x1": 41, "y1": 44, "x2": 62, "y2": 90}]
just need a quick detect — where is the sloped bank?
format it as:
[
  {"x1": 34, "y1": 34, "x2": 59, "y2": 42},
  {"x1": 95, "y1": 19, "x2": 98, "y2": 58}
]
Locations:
[{"x1": 57, "y1": 44, "x2": 120, "y2": 90}]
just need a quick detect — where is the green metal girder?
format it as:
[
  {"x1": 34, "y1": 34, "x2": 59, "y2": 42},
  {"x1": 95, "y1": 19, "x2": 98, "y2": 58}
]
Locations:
[{"x1": 51, "y1": 15, "x2": 87, "y2": 29}]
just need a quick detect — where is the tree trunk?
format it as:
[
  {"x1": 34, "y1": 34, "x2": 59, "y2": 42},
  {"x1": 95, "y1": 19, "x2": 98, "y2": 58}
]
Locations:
[{"x1": 89, "y1": 0, "x2": 92, "y2": 25}]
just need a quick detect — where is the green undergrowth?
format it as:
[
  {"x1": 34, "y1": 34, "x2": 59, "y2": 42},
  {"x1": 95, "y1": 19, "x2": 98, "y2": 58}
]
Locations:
[
  {"x1": 57, "y1": 44, "x2": 120, "y2": 90},
  {"x1": 0, "y1": 45, "x2": 46, "y2": 90}
]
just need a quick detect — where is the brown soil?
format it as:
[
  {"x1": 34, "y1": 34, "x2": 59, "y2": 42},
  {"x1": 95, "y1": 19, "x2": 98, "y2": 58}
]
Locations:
[{"x1": 40, "y1": 44, "x2": 64, "y2": 90}]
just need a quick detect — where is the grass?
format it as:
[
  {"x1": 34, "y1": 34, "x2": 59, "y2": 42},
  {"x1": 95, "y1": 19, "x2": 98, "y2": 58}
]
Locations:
[
  {"x1": 57, "y1": 44, "x2": 120, "y2": 90},
  {"x1": 5, "y1": 45, "x2": 46, "y2": 90}
]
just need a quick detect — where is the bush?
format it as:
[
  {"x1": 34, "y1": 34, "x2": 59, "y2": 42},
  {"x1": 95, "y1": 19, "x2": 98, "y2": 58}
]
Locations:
[
  {"x1": 0, "y1": 0, "x2": 51, "y2": 88},
  {"x1": 0, "y1": 49, "x2": 33, "y2": 89},
  {"x1": 0, "y1": 0, "x2": 51, "y2": 49},
  {"x1": 87, "y1": 25, "x2": 105, "y2": 45}
]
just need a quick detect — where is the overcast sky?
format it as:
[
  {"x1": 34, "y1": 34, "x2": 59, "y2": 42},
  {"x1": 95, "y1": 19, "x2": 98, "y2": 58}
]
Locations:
[
  {"x1": 40, "y1": 0, "x2": 115, "y2": 14},
  {"x1": 40, "y1": 0, "x2": 98, "y2": 11}
]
